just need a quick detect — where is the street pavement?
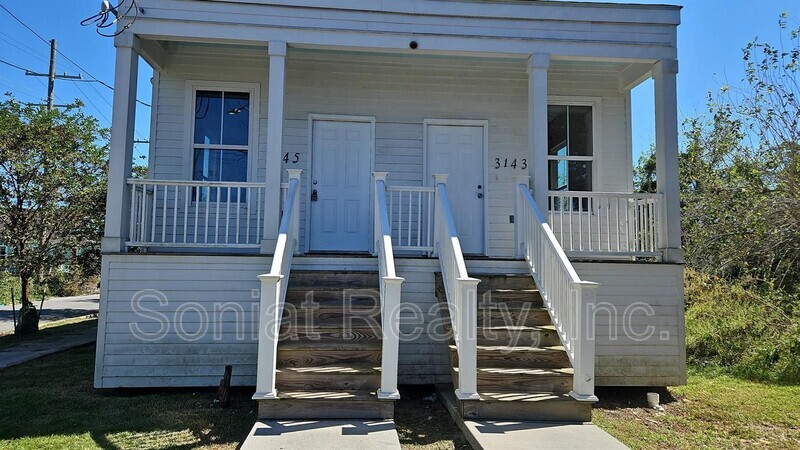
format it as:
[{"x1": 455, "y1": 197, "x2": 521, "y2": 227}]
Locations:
[{"x1": 0, "y1": 294, "x2": 100, "y2": 334}]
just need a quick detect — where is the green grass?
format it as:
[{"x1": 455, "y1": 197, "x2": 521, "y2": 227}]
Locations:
[
  {"x1": 594, "y1": 368, "x2": 800, "y2": 449},
  {"x1": 0, "y1": 345, "x2": 256, "y2": 450},
  {"x1": 0, "y1": 344, "x2": 467, "y2": 450}
]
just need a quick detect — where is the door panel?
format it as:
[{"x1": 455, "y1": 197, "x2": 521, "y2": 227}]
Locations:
[
  {"x1": 427, "y1": 125, "x2": 485, "y2": 254},
  {"x1": 310, "y1": 121, "x2": 372, "y2": 252}
]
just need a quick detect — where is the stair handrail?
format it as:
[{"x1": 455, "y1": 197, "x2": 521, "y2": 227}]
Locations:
[
  {"x1": 373, "y1": 172, "x2": 404, "y2": 400},
  {"x1": 432, "y1": 174, "x2": 481, "y2": 400},
  {"x1": 253, "y1": 169, "x2": 302, "y2": 400},
  {"x1": 515, "y1": 181, "x2": 599, "y2": 402}
]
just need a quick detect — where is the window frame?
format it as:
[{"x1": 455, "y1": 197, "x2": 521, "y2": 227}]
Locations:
[
  {"x1": 184, "y1": 80, "x2": 260, "y2": 185},
  {"x1": 546, "y1": 96, "x2": 603, "y2": 194}
]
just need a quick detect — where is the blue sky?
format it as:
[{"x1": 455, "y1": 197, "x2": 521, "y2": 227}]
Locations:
[{"x1": 1, "y1": 1, "x2": 799, "y2": 165}]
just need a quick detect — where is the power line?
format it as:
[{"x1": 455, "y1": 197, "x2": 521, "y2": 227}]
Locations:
[
  {"x1": 0, "y1": 58, "x2": 28, "y2": 72},
  {"x1": 0, "y1": 3, "x2": 151, "y2": 108}
]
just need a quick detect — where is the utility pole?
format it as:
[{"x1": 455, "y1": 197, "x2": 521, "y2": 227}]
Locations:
[{"x1": 25, "y1": 39, "x2": 82, "y2": 111}]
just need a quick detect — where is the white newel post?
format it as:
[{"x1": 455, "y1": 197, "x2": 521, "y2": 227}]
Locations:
[
  {"x1": 378, "y1": 275, "x2": 403, "y2": 400},
  {"x1": 653, "y1": 59, "x2": 683, "y2": 263},
  {"x1": 528, "y1": 53, "x2": 550, "y2": 217},
  {"x1": 261, "y1": 41, "x2": 287, "y2": 254},
  {"x1": 254, "y1": 273, "x2": 282, "y2": 400},
  {"x1": 373, "y1": 172, "x2": 388, "y2": 255},
  {"x1": 102, "y1": 33, "x2": 139, "y2": 253},
  {"x1": 570, "y1": 281, "x2": 600, "y2": 402},
  {"x1": 456, "y1": 277, "x2": 481, "y2": 400},
  {"x1": 512, "y1": 175, "x2": 531, "y2": 258},
  {"x1": 431, "y1": 174, "x2": 448, "y2": 257}
]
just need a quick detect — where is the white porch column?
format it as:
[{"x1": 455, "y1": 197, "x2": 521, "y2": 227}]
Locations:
[
  {"x1": 528, "y1": 53, "x2": 550, "y2": 216},
  {"x1": 261, "y1": 41, "x2": 287, "y2": 254},
  {"x1": 101, "y1": 33, "x2": 139, "y2": 253},
  {"x1": 653, "y1": 59, "x2": 683, "y2": 262}
]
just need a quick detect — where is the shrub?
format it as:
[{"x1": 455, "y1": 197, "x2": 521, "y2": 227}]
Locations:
[{"x1": 685, "y1": 269, "x2": 800, "y2": 383}]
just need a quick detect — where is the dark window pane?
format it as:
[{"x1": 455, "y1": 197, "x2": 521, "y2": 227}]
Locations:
[
  {"x1": 193, "y1": 148, "x2": 222, "y2": 182},
  {"x1": 220, "y1": 149, "x2": 248, "y2": 182},
  {"x1": 568, "y1": 106, "x2": 593, "y2": 156},
  {"x1": 193, "y1": 148, "x2": 249, "y2": 202},
  {"x1": 222, "y1": 92, "x2": 250, "y2": 146},
  {"x1": 548, "y1": 160, "x2": 568, "y2": 191},
  {"x1": 548, "y1": 105, "x2": 568, "y2": 156},
  {"x1": 194, "y1": 91, "x2": 222, "y2": 145},
  {"x1": 568, "y1": 161, "x2": 592, "y2": 191}
]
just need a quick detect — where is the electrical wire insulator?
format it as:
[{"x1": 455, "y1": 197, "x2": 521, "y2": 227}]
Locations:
[{"x1": 81, "y1": 0, "x2": 141, "y2": 37}]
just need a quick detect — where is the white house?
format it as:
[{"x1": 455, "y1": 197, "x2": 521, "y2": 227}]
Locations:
[{"x1": 96, "y1": 0, "x2": 685, "y2": 422}]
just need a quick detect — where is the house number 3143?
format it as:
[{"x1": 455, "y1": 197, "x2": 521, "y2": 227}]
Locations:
[{"x1": 494, "y1": 158, "x2": 527, "y2": 170}]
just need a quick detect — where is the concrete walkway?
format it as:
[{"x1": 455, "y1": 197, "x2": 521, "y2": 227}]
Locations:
[
  {"x1": 0, "y1": 323, "x2": 97, "y2": 370},
  {"x1": 439, "y1": 388, "x2": 628, "y2": 450},
  {"x1": 240, "y1": 420, "x2": 401, "y2": 450},
  {"x1": 0, "y1": 294, "x2": 99, "y2": 334}
]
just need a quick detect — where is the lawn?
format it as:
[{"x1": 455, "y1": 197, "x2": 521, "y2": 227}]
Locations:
[
  {"x1": 594, "y1": 369, "x2": 800, "y2": 449},
  {"x1": 0, "y1": 316, "x2": 98, "y2": 349},
  {"x1": 0, "y1": 344, "x2": 467, "y2": 450}
]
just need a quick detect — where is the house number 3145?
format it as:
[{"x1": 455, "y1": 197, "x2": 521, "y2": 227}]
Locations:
[{"x1": 494, "y1": 158, "x2": 527, "y2": 170}]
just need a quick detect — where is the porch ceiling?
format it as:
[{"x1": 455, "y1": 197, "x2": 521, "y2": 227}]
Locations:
[{"x1": 148, "y1": 40, "x2": 654, "y2": 89}]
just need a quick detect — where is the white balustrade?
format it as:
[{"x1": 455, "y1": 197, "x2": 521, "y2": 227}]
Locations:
[
  {"x1": 385, "y1": 186, "x2": 435, "y2": 252},
  {"x1": 517, "y1": 183, "x2": 599, "y2": 402}
]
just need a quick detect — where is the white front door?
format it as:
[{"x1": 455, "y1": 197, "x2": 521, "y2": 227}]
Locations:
[
  {"x1": 309, "y1": 120, "x2": 373, "y2": 252},
  {"x1": 427, "y1": 124, "x2": 485, "y2": 255}
]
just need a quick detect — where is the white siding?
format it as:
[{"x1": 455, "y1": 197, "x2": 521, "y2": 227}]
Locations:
[
  {"x1": 96, "y1": 255, "x2": 684, "y2": 388},
  {"x1": 573, "y1": 261, "x2": 686, "y2": 386}
]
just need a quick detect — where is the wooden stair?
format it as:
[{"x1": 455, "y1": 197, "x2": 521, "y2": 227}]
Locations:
[
  {"x1": 436, "y1": 273, "x2": 593, "y2": 422},
  {"x1": 257, "y1": 271, "x2": 394, "y2": 419}
]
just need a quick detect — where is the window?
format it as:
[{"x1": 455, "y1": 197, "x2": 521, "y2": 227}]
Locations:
[
  {"x1": 548, "y1": 104, "x2": 593, "y2": 210},
  {"x1": 192, "y1": 89, "x2": 252, "y2": 201}
]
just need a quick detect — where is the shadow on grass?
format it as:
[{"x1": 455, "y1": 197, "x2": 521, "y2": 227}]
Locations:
[{"x1": 0, "y1": 345, "x2": 256, "y2": 449}]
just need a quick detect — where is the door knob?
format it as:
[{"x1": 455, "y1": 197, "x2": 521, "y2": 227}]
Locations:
[
  {"x1": 477, "y1": 193, "x2": 483, "y2": 199},
  {"x1": 311, "y1": 189, "x2": 318, "y2": 202}
]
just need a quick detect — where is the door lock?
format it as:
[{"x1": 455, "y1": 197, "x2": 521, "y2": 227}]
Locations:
[{"x1": 311, "y1": 189, "x2": 318, "y2": 202}]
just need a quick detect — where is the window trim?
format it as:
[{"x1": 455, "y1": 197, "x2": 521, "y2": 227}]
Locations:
[
  {"x1": 184, "y1": 80, "x2": 260, "y2": 183},
  {"x1": 546, "y1": 96, "x2": 603, "y2": 193}
]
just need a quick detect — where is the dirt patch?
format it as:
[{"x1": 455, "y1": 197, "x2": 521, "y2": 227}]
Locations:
[{"x1": 394, "y1": 385, "x2": 471, "y2": 450}]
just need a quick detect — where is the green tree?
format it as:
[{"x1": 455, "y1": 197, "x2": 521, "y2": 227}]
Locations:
[{"x1": 0, "y1": 97, "x2": 107, "y2": 333}]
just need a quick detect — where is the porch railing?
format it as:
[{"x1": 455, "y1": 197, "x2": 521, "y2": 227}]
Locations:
[
  {"x1": 386, "y1": 186, "x2": 435, "y2": 252},
  {"x1": 433, "y1": 174, "x2": 480, "y2": 400},
  {"x1": 127, "y1": 179, "x2": 265, "y2": 248},
  {"x1": 517, "y1": 183, "x2": 599, "y2": 402},
  {"x1": 253, "y1": 170, "x2": 302, "y2": 400},
  {"x1": 373, "y1": 173, "x2": 404, "y2": 400},
  {"x1": 548, "y1": 191, "x2": 663, "y2": 257}
]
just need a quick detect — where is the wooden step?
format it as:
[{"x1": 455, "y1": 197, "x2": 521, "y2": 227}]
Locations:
[
  {"x1": 258, "y1": 391, "x2": 393, "y2": 419},
  {"x1": 458, "y1": 392, "x2": 591, "y2": 422},
  {"x1": 283, "y1": 308, "x2": 382, "y2": 327},
  {"x1": 474, "y1": 275, "x2": 537, "y2": 291},
  {"x1": 288, "y1": 271, "x2": 379, "y2": 289},
  {"x1": 453, "y1": 367, "x2": 573, "y2": 394},
  {"x1": 279, "y1": 326, "x2": 382, "y2": 343},
  {"x1": 478, "y1": 289, "x2": 543, "y2": 308},
  {"x1": 476, "y1": 325, "x2": 562, "y2": 347},
  {"x1": 449, "y1": 345, "x2": 571, "y2": 369},
  {"x1": 276, "y1": 364, "x2": 381, "y2": 391},
  {"x1": 285, "y1": 289, "x2": 381, "y2": 307},
  {"x1": 277, "y1": 347, "x2": 382, "y2": 368},
  {"x1": 440, "y1": 306, "x2": 551, "y2": 328}
]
